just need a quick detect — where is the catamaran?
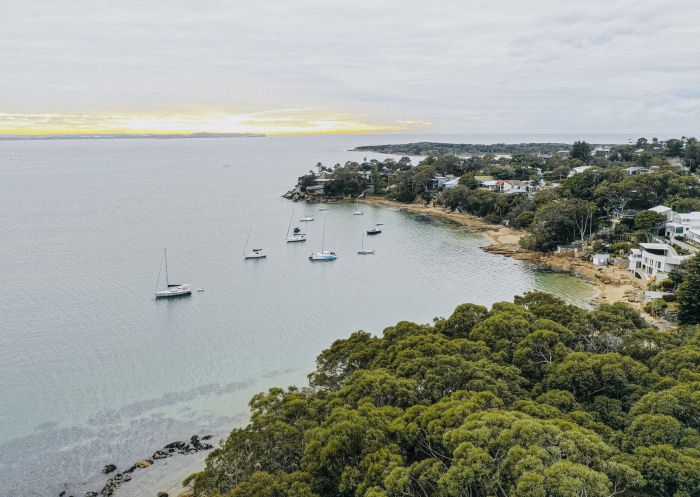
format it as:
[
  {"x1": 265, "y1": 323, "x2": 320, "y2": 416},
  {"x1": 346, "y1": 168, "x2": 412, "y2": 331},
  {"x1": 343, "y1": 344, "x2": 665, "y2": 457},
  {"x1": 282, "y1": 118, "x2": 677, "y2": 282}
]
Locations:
[
  {"x1": 357, "y1": 232, "x2": 375, "y2": 255},
  {"x1": 309, "y1": 216, "x2": 337, "y2": 261},
  {"x1": 243, "y1": 226, "x2": 267, "y2": 259},
  {"x1": 286, "y1": 210, "x2": 306, "y2": 242},
  {"x1": 155, "y1": 248, "x2": 192, "y2": 298}
]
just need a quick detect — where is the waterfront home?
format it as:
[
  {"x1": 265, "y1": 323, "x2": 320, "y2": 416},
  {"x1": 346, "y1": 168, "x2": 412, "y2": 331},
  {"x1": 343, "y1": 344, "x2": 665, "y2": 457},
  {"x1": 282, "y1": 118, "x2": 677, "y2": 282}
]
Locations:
[
  {"x1": 628, "y1": 243, "x2": 689, "y2": 281},
  {"x1": 649, "y1": 205, "x2": 674, "y2": 220},
  {"x1": 499, "y1": 179, "x2": 531, "y2": 194},
  {"x1": 568, "y1": 165, "x2": 592, "y2": 177},
  {"x1": 613, "y1": 209, "x2": 639, "y2": 221},
  {"x1": 444, "y1": 178, "x2": 460, "y2": 189},
  {"x1": 592, "y1": 253, "x2": 610, "y2": 267},
  {"x1": 481, "y1": 179, "x2": 500, "y2": 192},
  {"x1": 429, "y1": 175, "x2": 456, "y2": 190},
  {"x1": 666, "y1": 211, "x2": 700, "y2": 238},
  {"x1": 624, "y1": 166, "x2": 652, "y2": 176}
]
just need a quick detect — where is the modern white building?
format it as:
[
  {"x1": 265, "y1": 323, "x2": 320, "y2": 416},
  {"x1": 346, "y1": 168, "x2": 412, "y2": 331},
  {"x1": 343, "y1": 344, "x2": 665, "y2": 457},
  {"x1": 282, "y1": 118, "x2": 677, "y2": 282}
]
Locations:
[
  {"x1": 628, "y1": 243, "x2": 689, "y2": 281},
  {"x1": 666, "y1": 211, "x2": 700, "y2": 238}
]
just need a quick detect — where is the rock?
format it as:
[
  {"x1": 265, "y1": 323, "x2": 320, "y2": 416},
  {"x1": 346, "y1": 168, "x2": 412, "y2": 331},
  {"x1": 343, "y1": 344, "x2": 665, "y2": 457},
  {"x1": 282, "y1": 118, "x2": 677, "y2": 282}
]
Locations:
[
  {"x1": 102, "y1": 464, "x2": 117, "y2": 474},
  {"x1": 86, "y1": 493, "x2": 98, "y2": 497},
  {"x1": 60, "y1": 492, "x2": 66, "y2": 497},
  {"x1": 201, "y1": 435, "x2": 213, "y2": 440},
  {"x1": 136, "y1": 459, "x2": 153, "y2": 468},
  {"x1": 153, "y1": 450, "x2": 169, "y2": 460},
  {"x1": 158, "y1": 493, "x2": 169, "y2": 497},
  {"x1": 164, "y1": 441, "x2": 186, "y2": 449}
]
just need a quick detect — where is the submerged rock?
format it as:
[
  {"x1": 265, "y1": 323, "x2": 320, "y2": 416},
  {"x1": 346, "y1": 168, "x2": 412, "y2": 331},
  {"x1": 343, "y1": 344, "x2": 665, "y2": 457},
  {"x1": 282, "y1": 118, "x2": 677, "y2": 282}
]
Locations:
[
  {"x1": 164, "y1": 441, "x2": 186, "y2": 449},
  {"x1": 102, "y1": 464, "x2": 117, "y2": 474}
]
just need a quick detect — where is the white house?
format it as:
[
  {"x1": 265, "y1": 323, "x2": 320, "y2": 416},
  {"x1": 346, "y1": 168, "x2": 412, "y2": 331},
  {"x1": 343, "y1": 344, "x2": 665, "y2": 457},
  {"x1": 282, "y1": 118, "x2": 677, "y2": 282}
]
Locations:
[
  {"x1": 592, "y1": 253, "x2": 610, "y2": 267},
  {"x1": 567, "y1": 165, "x2": 592, "y2": 177},
  {"x1": 649, "y1": 205, "x2": 673, "y2": 220},
  {"x1": 628, "y1": 243, "x2": 689, "y2": 281},
  {"x1": 666, "y1": 211, "x2": 700, "y2": 238},
  {"x1": 499, "y1": 179, "x2": 531, "y2": 194}
]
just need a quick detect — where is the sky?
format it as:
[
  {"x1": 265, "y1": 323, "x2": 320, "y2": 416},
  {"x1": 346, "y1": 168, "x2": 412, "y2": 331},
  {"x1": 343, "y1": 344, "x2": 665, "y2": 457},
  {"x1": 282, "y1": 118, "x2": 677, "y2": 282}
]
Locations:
[{"x1": 0, "y1": 0, "x2": 699, "y2": 135}]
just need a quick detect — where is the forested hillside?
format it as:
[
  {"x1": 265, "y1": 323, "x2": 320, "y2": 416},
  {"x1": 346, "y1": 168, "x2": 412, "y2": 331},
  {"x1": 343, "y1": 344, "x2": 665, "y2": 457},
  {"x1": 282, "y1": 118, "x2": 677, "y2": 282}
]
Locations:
[{"x1": 186, "y1": 292, "x2": 700, "y2": 497}]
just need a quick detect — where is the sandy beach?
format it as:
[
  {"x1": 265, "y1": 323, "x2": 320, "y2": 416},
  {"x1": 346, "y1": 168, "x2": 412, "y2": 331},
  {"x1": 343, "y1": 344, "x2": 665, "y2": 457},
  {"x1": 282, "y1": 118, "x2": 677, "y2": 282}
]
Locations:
[{"x1": 359, "y1": 197, "x2": 645, "y2": 308}]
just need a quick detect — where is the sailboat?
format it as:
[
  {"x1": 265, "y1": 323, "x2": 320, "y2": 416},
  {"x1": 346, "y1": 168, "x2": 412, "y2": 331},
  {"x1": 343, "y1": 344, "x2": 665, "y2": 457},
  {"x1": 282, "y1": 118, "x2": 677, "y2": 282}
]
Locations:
[
  {"x1": 243, "y1": 226, "x2": 267, "y2": 259},
  {"x1": 155, "y1": 248, "x2": 192, "y2": 298},
  {"x1": 286, "y1": 210, "x2": 306, "y2": 242},
  {"x1": 300, "y1": 204, "x2": 314, "y2": 222},
  {"x1": 309, "y1": 216, "x2": 337, "y2": 261},
  {"x1": 353, "y1": 197, "x2": 363, "y2": 215},
  {"x1": 357, "y1": 232, "x2": 375, "y2": 255}
]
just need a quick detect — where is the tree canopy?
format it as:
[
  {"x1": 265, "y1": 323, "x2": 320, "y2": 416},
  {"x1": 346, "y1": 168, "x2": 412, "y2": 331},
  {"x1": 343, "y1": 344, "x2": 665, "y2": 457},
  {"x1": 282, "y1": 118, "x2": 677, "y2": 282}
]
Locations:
[{"x1": 187, "y1": 292, "x2": 700, "y2": 497}]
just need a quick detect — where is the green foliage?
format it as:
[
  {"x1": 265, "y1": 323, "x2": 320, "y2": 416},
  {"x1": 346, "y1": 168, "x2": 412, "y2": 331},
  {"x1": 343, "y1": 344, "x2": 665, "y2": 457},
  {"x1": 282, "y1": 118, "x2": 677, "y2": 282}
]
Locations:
[
  {"x1": 189, "y1": 292, "x2": 700, "y2": 497},
  {"x1": 571, "y1": 141, "x2": 592, "y2": 162},
  {"x1": 678, "y1": 255, "x2": 700, "y2": 325}
]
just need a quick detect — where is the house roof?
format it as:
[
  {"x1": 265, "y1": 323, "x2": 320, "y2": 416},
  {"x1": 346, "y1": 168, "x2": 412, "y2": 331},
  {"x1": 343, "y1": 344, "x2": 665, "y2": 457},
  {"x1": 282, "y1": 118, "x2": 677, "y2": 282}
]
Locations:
[
  {"x1": 649, "y1": 205, "x2": 672, "y2": 213},
  {"x1": 639, "y1": 243, "x2": 670, "y2": 250}
]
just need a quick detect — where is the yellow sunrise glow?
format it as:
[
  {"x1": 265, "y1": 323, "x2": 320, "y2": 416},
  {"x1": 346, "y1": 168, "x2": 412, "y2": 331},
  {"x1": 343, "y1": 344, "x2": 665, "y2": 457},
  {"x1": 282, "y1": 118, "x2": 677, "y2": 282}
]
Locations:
[{"x1": 0, "y1": 111, "x2": 432, "y2": 136}]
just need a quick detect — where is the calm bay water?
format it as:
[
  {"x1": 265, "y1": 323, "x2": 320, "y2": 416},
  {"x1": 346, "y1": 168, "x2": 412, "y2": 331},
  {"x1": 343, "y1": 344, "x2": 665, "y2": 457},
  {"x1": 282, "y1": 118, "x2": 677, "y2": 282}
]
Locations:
[{"x1": 0, "y1": 134, "x2": 597, "y2": 497}]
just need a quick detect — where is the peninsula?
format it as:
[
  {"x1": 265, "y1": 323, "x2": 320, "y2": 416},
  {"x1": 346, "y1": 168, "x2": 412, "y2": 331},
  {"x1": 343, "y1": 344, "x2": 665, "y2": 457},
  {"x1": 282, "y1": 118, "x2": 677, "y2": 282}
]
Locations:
[{"x1": 286, "y1": 137, "x2": 700, "y2": 324}]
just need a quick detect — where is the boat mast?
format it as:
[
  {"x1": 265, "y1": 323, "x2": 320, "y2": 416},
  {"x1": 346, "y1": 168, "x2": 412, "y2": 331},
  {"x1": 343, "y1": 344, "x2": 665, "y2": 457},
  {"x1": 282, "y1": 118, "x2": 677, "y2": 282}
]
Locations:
[
  {"x1": 244, "y1": 226, "x2": 252, "y2": 256},
  {"x1": 321, "y1": 215, "x2": 326, "y2": 252},
  {"x1": 287, "y1": 210, "x2": 294, "y2": 239},
  {"x1": 164, "y1": 248, "x2": 169, "y2": 287}
]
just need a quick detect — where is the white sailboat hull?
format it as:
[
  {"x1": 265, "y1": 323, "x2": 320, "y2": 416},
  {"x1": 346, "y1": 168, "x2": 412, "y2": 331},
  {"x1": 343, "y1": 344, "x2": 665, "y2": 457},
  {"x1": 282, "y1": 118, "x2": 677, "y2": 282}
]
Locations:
[
  {"x1": 357, "y1": 249, "x2": 375, "y2": 255},
  {"x1": 286, "y1": 235, "x2": 306, "y2": 242},
  {"x1": 300, "y1": 217, "x2": 314, "y2": 221},
  {"x1": 155, "y1": 284, "x2": 192, "y2": 298},
  {"x1": 309, "y1": 251, "x2": 337, "y2": 261}
]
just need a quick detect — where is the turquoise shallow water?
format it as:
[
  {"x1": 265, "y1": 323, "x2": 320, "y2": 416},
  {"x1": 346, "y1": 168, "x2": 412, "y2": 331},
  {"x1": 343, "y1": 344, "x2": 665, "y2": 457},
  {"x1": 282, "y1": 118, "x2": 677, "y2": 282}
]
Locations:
[{"x1": 0, "y1": 135, "x2": 596, "y2": 497}]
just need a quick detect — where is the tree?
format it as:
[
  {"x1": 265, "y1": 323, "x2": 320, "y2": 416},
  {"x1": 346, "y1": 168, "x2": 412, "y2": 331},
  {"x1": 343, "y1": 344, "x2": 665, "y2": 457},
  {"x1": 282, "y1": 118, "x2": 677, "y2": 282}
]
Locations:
[
  {"x1": 571, "y1": 141, "x2": 592, "y2": 162},
  {"x1": 634, "y1": 211, "x2": 668, "y2": 242},
  {"x1": 677, "y1": 255, "x2": 700, "y2": 325}
]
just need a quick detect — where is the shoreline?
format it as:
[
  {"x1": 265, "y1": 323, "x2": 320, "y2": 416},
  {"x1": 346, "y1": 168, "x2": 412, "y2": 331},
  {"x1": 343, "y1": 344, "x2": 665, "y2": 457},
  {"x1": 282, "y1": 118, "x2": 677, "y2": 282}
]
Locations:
[{"x1": 358, "y1": 196, "x2": 645, "y2": 308}]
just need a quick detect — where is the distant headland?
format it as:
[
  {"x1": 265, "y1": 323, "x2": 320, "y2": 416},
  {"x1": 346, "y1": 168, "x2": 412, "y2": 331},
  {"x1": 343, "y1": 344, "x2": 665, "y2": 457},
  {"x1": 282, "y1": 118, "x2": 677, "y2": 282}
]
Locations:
[
  {"x1": 353, "y1": 141, "x2": 613, "y2": 155},
  {"x1": 0, "y1": 132, "x2": 265, "y2": 141}
]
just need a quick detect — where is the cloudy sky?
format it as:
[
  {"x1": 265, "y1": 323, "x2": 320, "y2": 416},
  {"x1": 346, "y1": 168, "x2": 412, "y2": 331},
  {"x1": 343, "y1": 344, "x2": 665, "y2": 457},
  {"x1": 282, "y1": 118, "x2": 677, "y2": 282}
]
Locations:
[{"x1": 1, "y1": 0, "x2": 699, "y2": 134}]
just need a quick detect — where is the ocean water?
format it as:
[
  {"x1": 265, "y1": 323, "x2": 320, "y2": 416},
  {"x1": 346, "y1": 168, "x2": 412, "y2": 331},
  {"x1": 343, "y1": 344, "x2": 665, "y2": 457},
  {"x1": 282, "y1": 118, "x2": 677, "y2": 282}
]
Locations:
[{"x1": 0, "y1": 135, "x2": 597, "y2": 497}]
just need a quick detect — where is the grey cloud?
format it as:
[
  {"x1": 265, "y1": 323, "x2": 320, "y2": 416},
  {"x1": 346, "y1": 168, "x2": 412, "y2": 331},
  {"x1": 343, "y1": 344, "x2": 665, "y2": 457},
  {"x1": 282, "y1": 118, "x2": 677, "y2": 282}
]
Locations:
[{"x1": 0, "y1": 0, "x2": 698, "y2": 133}]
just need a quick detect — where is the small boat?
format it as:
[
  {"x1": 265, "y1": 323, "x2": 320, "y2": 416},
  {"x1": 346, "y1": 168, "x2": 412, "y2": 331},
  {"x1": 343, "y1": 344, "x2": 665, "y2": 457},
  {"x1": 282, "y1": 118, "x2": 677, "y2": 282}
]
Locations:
[
  {"x1": 358, "y1": 233, "x2": 375, "y2": 255},
  {"x1": 318, "y1": 207, "x2": 328, "y2": 211},
  {"x1": 245, "y1": 248, "x2": 267, "y2": 259},
  {"x1": 197, "y1": 288, "x2": 205, "y2": 292},
  {"x1": 155, "y1": 248, "x2": 192, "y2": 298},
  {"x1": 243, "y1": 226, "x2": 267, "y2": 259},
  {"x1": 376, "y1": 223, "x2": 384, "y2": 226},
  {"x1": 309, "y1": 216, "x2": 337, "y2": 261},
  {"x1": 286, "y1": 211, "x2": 306, "y2": 242},
  {"x1": 300, "y1": 216, "x2": 314, "y2": 221},
  {"x1": 366, "y1": 227, "x2": 382, "y2": 235}
]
